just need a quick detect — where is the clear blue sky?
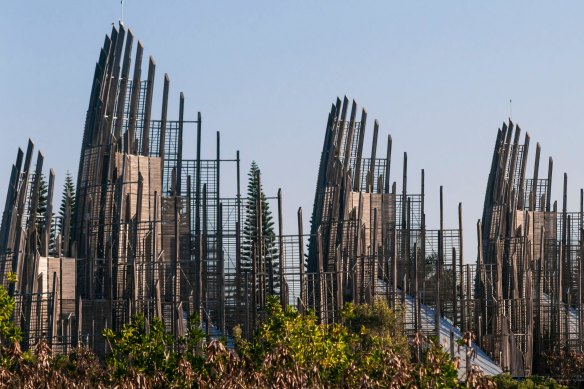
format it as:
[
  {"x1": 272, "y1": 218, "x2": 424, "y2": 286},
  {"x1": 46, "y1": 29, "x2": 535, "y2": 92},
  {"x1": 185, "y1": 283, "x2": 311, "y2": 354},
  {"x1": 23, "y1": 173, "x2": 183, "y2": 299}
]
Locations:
[{"x1": 2, "y1": 1, "x2": 584, "y2": 261}]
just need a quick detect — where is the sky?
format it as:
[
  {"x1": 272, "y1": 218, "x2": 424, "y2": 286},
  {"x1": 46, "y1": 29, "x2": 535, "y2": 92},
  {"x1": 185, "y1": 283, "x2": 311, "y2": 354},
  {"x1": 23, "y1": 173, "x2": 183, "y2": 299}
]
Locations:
[{"x1": 2, "y1": 1, "x2": 584, "y2": 261}]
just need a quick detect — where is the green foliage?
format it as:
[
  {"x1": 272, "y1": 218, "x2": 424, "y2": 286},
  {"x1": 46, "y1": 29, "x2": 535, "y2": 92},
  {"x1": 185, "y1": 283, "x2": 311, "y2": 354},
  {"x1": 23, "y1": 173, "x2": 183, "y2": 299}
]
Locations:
[
  {"x1": 0, "y1": 273, "x2": 21, "y2": 346},
  {"x1": 35, "y1": 173, "x2": 49, "y2": 248},
  {"x1": 36, "y1": 174, "x2": 48, "y2": 227},
  {"x1": 342, "y1": 301, "x2": 414, "y2": 385},
  {"x1": 180, "y1": 314, "x2": 206, "y2": 370},
  {"x1": 415, "y1": 336, "x2": 460, "y2": 388},
  {"x1": 103, "y1": 314, "x2": 177, "y2": 381},
  {"x1": 0, "y1": 273, "x2": 22, "y2": 374},
  {"x1": 241, "y1": 161, "x2": 279, "y2": 295},
  {"x1": 101, "y1": 313, "x2": 210, "y2": 386},
  {"x1": 424, "y1": 252, "x2": 438, "y2": 280},
  {"x1": 492, "y1": 373, "x2": 567, "y2": 389},
  {"x1": 344, "y1": 300, "x2": 409, "y2": 356},
  {"x1": 57, "y1": 171, "x2": 75, "y2": 254},
  {"x1": 242, "y1": 296, "x2": 354, "y2": 385},
  {"x1": 0, "y1": 289, "x2": 488, "y2": 387},
  {"x1": 234, "y1": 297, "x2": 464, "y2": 388}
]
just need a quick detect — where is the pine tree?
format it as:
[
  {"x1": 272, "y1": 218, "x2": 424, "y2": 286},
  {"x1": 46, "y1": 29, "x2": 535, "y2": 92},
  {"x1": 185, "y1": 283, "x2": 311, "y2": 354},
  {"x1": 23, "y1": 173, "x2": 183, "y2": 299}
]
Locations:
[
  {"x1": 241, "y1": 162, "x2": 279, "y2": 299},
  {"x1": 57, "y1": 171, "x2": 76, "y2": 255},
  {"x1": 36, "y1": 174, "x2": 49, "y2": 247}
]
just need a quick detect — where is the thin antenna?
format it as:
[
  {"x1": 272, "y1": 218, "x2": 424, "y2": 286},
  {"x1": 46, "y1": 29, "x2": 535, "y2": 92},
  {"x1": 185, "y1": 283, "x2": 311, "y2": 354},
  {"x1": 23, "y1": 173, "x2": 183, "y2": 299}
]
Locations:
[
  {"x1": 120, "y1": 0, "x2": 124, "y2": 24},
  {"x1": 509, "y1": 99, "x2": 513, "y2": 120}
]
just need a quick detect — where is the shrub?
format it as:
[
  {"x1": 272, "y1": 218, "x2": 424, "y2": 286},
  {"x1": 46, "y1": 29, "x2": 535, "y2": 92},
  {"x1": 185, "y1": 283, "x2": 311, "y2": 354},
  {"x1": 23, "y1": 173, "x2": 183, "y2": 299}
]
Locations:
[{"x1": 492, "y1": 373, "x2": 567, "y2": 389}]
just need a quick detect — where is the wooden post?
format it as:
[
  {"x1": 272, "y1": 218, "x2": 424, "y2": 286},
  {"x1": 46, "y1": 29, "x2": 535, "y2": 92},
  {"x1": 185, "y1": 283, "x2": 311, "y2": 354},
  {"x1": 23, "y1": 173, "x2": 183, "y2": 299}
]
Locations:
[
  {"x1": 342, "y1": 100, "x2": 357, "y2": 172},
  {"x1": 392, "y1": 225, "x2": 397, "y2": 309},
  {"x1": 452, "y1": 247, "x2": 458, "y2": 327},
  {"x1": 562, "y1": 173, "x2": 568, "y2": 307},
  {"x1": 546, "y1": 157, "x2": 553, "y2": 212},
  {"x1": 372, "y1": 207, "x2": 378, "y2": 303},
  {"x1": 248, "y1": 179, "x2": 256, "y2": 328},
  {"x1": 458, "y1": 203, "x2": 465, "y2": 330},
  {"x1": 401, "y1": 273, "x2": 406, "y2": 305},
  {"x1": 436, "y1": 186, "x2": 444, "y2": 341},
  {"x1": 194, "y1": 112, "x2": 203, "y2": 320},
  {"x1": 353, "y1": 109, "x2": 367, "y2": 192},
  {"x1": 530, "y1": 143, "x2": 541, "y2": 211},
  {"x1": 316, "y1": 228, "x2": 324, "y2": 321},
  {"x1": 176, "y1": 93, "x2": 184, "y2": 195},
  {"x1": 48, "y1": 272, "x2": 58, "y2": 345},
  {"x1": 421, "y1": 169, "x2": 426, "y2": 308},
  {"x1": 402, "y1": 195, "x2": 409, "y2": 289},
  {"x1": 367, "y1": 120, "x2": 379, "y2": 192},
  {"x1": 476, "y1": 220, "x2": 484, "y2": 339},
  {"x1": 536, "y1": 224, "x2": 544, "y2": 364},
  {"x1": 336, "y1": 248, "x2": 343, "y2": 320},
  {"x1": 126, "y1": 41, "x2": 143, "y2": 155},
  {"x1": 41, "y1": 169, "x2": 55, "y2": 257},
  {"x1": 466, "y1": 264, "x2": 471, "y2": 334},
  {"x1": 244, "y1": 270, "x2": 251, "y2": 337},
  {"x1": 202, "y1": 183, "x2": 208, "y2": 323},
  {"x1": 496, "y1": 122, "x2": 513, "y2": 204},
  {"x1": 297, "y1": 208, "x2": 305, "y2": 305},
  {"x1": 58, "y1": 236, "x2": 63, "y2": 335},
  {"x1": 566, "y1": 215, "x2": 572, "y2": 351},
  {"x1": 173, "y1": 191, "x2": 180, "y2": 337},
  {"x1": 159, "y1": 74, "x2": 170, "y2": 161},
  {"x1": 413, "y1": 242, "x2": 419, "y2": 332},
  {"x1": 256, "y1": 170, "x2": 264, "y2": 308},
  {"x1": 235, "y1": 149, "x2": 242, "y2": 317},
  {"x1": 0, "y1": 147, "x2": 22, "y2": 256},
  {"x1": 277, "y1": 189, "x2": 285, "y2": 307},
  {"x1": 450, "y1": 330, "x2": 455, "y2": 359},
  {"x1": 218, "y1": 203, "x2": 225, "y2": 335},
  {"x1": 580, "y1": 190, "x2": 584, "y2": 351},
  {"x1": 133, "y1": 172, "x2": 143, "y2": 311},
  {"x1": 558, "y1": 244, "x2": 563, "y2": 347},
  {"x1": 517, "y1": 132, "x2": 530, "y2": 209},
  {"x1": 152, "y1": 192, "x2": 158, "y2": 303},
  {"x1": 384, "y1": 135, "x2": 392, "y2": 194},
  {"x1": 154, "y1": 279, "x2": 162, "y2": 319},
  {"x1": 566, "y1": 286, "x2": 571, "y2": 349},
  {"x1": 75, "y1": 294, "x2": 82, "y2": 348},
  {"x1": 141, "y1": 57, "x2": 156, "y2": 156},
  {"x1": 401, "y1": 152, "x2": 407, "y2": 292},
  {"x1": 113, "y1": 30, "x2": 134, "y2": 144},
  {"x1": 356, "y1": 188, "x2": 365, "y2": 300},
  {"x1": 355, "y1": 192, "x2": 363, "y2": 303}
]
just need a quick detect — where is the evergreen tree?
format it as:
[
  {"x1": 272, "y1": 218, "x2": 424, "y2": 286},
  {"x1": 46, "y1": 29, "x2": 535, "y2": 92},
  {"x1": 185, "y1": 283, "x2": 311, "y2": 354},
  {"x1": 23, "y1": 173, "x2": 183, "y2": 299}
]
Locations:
[
  {"x1": 241, "y1": 162, "x2": 279, "y2": 299},
  {"x1": 57, "y1": 171, "x2": 76, "y2": 255},
  {"x1": 36, "y1": 174, "x2": 48, "y2": 247}
]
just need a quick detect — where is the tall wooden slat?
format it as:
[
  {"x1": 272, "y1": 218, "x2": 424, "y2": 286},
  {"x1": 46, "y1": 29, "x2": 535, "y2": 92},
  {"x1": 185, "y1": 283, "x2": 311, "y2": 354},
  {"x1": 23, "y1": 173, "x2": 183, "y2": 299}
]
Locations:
[
  {"x1": 353, "y1": 109, "x2": 367, "y2": 191},
  {"x1": 126, "y1": 41, "x2": 143, "y2": 155},
  {"x1": 141, "y1": 57, "x2": 156, "y2": 156}
]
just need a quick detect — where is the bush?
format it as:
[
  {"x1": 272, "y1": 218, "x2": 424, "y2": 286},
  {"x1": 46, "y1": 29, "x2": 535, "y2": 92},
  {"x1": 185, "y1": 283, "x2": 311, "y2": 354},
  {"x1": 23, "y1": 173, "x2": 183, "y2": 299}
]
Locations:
[
  {"x1": 492, "y1": 373, "x2": 567, "y2": 389},
  {"x1": 103, "y1": 315, "x2": 178, "y2": 381},
  {"x1": 0, "y1": 289, "x2": 488, "y2": 388}
]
